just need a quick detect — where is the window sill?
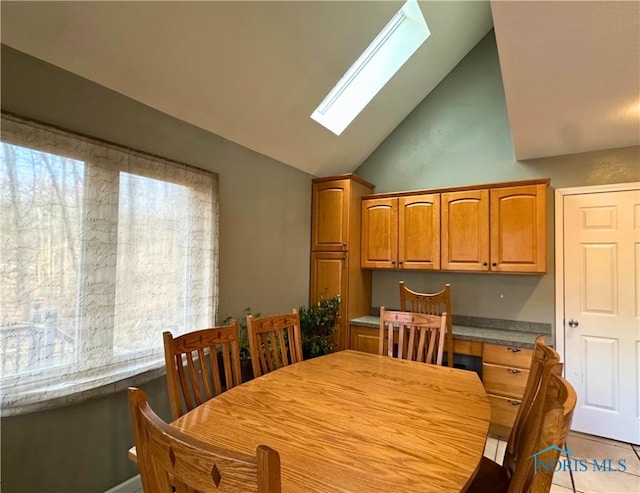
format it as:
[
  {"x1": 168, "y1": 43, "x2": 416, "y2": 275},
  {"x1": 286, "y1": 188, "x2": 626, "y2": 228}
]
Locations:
[{"x1": 1, "y1": 360, "x2": 166, "y2": 417}]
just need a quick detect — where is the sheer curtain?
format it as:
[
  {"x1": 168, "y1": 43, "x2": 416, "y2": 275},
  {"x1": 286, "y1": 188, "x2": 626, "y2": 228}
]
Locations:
[{"x1": 0, "y1": 114, "x2": 218, "y2": 414}]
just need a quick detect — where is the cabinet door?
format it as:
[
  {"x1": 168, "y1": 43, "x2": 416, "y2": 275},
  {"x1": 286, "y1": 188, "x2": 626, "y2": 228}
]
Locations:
[
  {"x1": 398, "y1": 194, "x2": 440, "y2": 270},
  {"x1": 349, "y1": 325, "x2": 381, "y2": 355},
  {"x1": 311, "y1": 179, "x2": 350, "y2": 251},
  {"x1": 361, "y1": 197, "x2": 398, "y2": 269},
  {"x1": 490, "y1": 184, "x2": 547, "y2": 273},
  {"x1": 441, "y1": 190, "x2": 489, "y2": 271},
  {"x1": 310, "y1": 251, "x2": 348, "y2": 349}
]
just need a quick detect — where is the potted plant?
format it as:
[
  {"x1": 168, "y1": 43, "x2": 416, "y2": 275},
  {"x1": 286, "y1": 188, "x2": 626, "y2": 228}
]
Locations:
[
  {"x1": 223, "y1": 307, "x2": 260, "y2": 382},
  {"x1": 299, "y1": 294, "x2": 341, "y2": 359}
]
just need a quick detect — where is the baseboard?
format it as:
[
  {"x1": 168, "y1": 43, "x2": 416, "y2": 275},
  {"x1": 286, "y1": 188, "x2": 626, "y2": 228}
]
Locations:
[{"x1": 104, "y1": 475, "x2": 141, "y2": 493}]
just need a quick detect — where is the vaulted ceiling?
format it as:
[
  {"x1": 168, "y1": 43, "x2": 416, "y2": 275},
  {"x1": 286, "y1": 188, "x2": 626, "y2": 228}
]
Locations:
[{"x1": 1, "y1": 1, "x2": 638, "y2": 176}]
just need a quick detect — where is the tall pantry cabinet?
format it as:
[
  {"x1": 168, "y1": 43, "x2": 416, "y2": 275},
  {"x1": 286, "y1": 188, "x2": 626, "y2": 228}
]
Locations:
[{"x1": 310, "y1": 175, "x2": 374, "y2": 350}]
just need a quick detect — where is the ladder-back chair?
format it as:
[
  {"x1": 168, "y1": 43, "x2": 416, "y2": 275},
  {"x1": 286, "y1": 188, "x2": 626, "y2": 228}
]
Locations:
[
  {"x1": 504, "y1": 335, "x2": 562, "y2": 470},
  {"x1": 399, "y1": 281, "x2": 453, "y2": 367},
  {"x1": 378, "y1": 307, "x2": 447, "y2": 365},
  {"x1": 128, "y1": 387, "x2": 281, "y2": 493},
  {"x1": 164, "y1": 322, "x2": 242, "y2": 420},
  {"x1": 247, "y1": 309, "x2": 303, "y2": 378}
]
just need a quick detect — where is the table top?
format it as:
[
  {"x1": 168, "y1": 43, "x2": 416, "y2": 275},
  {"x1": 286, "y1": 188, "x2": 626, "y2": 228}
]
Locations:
[{"x1": 172, "y1": 350, "x2": 491, "y2": 493}]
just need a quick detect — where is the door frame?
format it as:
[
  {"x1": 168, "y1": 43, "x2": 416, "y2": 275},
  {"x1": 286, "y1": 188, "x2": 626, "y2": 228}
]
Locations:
[{"x1": 554, "y1": 181, "x2": 640, "y2": 363}]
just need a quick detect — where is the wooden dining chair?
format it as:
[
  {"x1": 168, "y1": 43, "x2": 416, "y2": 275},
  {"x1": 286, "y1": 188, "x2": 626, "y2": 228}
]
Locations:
[
  {"x1": 469, "y1": 371, "x2": 576, "y2": 493},
  {"x1": 378, "y1": 307, "x2": 447, "y2": 365},
  {"x1": 504, "y1": 336, "x2": 562, "y2": 467},
  {"x1": 399, "y1": 281, "x2": 454, "y2": 367},
  {"x1": 247, "y1": 309, "x2": 303, "y2": 378},
  {"x1": 164, "y1": 322, "x2": 242, "y2": 420},
  {"x1": 468, "y1": 342, "x2": 572, "y2": 493},
  {"x1": 128, "y1": 387, "x2": 281, "y2": 493}
]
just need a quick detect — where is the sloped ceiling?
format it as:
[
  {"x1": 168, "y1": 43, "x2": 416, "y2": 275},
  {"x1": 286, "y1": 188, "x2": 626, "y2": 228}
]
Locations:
[
  {"x1": 491, "y1": 0, "x2": 640, "y2": 161},
  {"x1": 1, "y1": 1, "x2": 638, "y2": 177},
  {"x1": 0, "y1": 1, "x2": 493, "y2": 176}
]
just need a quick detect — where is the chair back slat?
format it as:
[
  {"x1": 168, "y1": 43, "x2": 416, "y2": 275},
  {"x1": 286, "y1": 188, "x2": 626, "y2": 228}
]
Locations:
[
  {"x1": 128, "y1": 387, "x2": 281, "y2": 493},
  {"x1": 399, "y1": 282, "x2": 453, "y2": 367},
  {"x1": 187, "y1": 351, "x2": 204, "y2": 407},
  {"x1": 379, "y1": 308, "x2": 447, "y2": 365},
  {"x1": 164, "y1": 323, "x2": 243, "y2": 420},
  {"x1": 175, "y1": 353, "x2": 195, "y2": 412},
  {"x1": 247, "y1": 310, "x2": 303, "y2": 378},
  {"x1": 220, "y1": 342, "x2": 233, "y2": 395}
]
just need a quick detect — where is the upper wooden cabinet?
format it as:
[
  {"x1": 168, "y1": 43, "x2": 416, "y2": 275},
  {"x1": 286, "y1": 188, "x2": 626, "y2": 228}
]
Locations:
[
  {"x1": 442, "y1": 183, "x2": 547, "y2": 273},
  {"x1": 363, "y1": 179, "x2": 548, "y2": 274},
  {"x1": 361, "y1": 194, "x2": 440, "y2": 270},
  {"x1": 490, "y1": 184, "x2": 547, "y2": 273},
  {"x1": 311, "y1": 179, "x2": 350, "y2": 251},
  {"x1": 361, "y1": 197, "x2": 397, "y2": 269},
  {"x1": 441, "y1": 189, "x2": 489, "y2": 271}
]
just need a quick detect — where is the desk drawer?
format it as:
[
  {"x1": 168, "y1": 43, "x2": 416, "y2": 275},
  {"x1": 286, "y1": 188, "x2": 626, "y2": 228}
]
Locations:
[
  {"x1": 483, "y1": 343, "x2": 533, "y2": 368},
  {"x1": 452, "y1": 339, "x2": 483, "y2": 357},
  {"x1": 488, "y1": 394, "x2": 521, "y2": 439},
  {"x1": 483, "y1": 363, "x2": 529, "y2": 398}
]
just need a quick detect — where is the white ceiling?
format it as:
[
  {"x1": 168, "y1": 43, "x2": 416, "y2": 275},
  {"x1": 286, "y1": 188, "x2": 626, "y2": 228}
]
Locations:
[
  {"x1": 1, "y1": 1, "x2": 638, "y2": 176},
  {"x1": 491, "y1": 0, "x2": 640, "y2": 161}
]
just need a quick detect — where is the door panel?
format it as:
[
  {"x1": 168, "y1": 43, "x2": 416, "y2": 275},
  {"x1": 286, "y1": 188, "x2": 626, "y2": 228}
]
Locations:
[
  {"x1": 582, "y1": 244, "x2": 617, "y2": 313},
  {"x1": 312, "y1": 181, "x2": 349, "y2": 251},
  {"x1": 361, "y1": 198, "x2": 397, "y2": 269},
  {"x1": 310, "y1": 252, "x2": 348, "y2": 349},
  {"x1": 398, "y1": 194, "x2": 440, "y2": 270},
  {"x1": 441, "y1": 190, "x2": 489, "y2": 271},
  {"x1": 564, "y1": 189, "x2": 640, "y2": 444},
  {"x1": 581, "y1": 336, "x2": 617, "y2": 411},
  {"x1": 490, "y1": 184, "x2": 546, "y2": 273}
]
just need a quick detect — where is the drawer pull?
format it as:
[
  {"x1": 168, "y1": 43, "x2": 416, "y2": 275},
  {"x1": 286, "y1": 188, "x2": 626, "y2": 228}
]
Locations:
[
  {"x1": 508, "y1": 368, "x2": 521, "y2": 374},
  {"x1": 508, "y1": 400, "x2": 521, "y2": 407},
  {"x1": 506, "y1": 347, "x2": 521, "y2": 353}
]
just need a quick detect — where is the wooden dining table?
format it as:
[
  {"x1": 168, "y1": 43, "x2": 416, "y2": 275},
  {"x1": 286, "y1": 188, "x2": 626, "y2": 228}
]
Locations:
[{"x1": 170, "y1": 350, "x2": 491, "y2": 492}]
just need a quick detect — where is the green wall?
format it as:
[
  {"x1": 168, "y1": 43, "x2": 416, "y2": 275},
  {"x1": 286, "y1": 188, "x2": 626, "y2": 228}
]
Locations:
[
  {"x1": 355, "y1": 31, "x2": 639, "y2": 322},
  {"x1": 1, "y1": 44, "x2": 313, "y2": 493}
]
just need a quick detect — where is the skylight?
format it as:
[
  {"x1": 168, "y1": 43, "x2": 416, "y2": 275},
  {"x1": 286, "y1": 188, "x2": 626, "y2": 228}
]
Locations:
[{"x1": 311, "y1": 0, "x2": 430, "y2": 136}]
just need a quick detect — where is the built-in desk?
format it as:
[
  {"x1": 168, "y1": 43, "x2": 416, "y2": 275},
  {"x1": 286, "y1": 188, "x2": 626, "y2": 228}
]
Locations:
[{"x1": 348, "y1": 314, "x2": 552, "y2": 439}]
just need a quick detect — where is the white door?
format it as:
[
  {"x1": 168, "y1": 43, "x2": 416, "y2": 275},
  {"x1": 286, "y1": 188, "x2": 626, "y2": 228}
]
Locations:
[{"x1": 563, "y1": 188, "x2": 640, "y2": 444}]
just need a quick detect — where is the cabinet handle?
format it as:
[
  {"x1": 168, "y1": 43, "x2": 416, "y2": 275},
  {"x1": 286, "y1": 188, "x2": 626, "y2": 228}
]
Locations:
[
  {"x1": 492, "y1": 262, "x2": 497, "y2": 267},
  {"x1": 482, "y1": 262, "x2": 488, "y2": 266},
  {"x1": 342, "y1": 243, "x2": 347, "y2": 247},
  {"x1": 398, "y1": 261, "x2": 403, "y2": 265},
  {"x1": 508, "y1": 368, "x2": 521, "y2": 374},
  {"x1": 506, "y1": 347, "x2": 521, "y2": 353},
  {"x1": 392, "y1": 261, "x2": 396, "y2": 265},
  {"x1": 508, "y1": 400, "x2": 521, "y2": 407}
]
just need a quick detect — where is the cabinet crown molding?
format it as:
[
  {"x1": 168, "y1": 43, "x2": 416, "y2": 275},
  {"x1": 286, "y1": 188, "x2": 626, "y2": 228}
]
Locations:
[
  {"x1": 362, "y1": 178, "x2": 550, "y2": 200},
  {"x1": 312, "y1": 173, "x2": 375, "y2": 189}
]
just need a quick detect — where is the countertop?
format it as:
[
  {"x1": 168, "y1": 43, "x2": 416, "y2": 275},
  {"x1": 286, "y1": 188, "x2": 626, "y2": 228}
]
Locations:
[{"x1": 349, "y1": 314, "x2": 552, "y2": 349}]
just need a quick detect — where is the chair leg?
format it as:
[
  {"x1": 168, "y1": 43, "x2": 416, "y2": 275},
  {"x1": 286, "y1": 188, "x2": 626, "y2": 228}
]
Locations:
[{"x1": 447, "y1": 330, "x2": 454, "y2": 368}]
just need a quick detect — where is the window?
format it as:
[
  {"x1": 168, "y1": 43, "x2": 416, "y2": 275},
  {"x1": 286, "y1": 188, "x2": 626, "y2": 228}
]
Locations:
[
  {"x1": 0, "y1": 114, "x2": 218, "y2": 414},
  {"x1": 311, "y1": 0, "x2": 430, "y2": 135}
]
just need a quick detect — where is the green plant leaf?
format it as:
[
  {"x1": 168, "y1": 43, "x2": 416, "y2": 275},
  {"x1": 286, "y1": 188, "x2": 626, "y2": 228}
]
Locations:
[{"x1": 299, "y1": 294, "x2": 341, "y2": 359}]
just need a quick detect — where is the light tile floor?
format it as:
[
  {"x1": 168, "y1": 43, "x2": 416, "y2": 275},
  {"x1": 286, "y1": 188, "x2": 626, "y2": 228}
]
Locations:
[{"x1": 484, "y1": 431, "x2": 640, "y2": 493}]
